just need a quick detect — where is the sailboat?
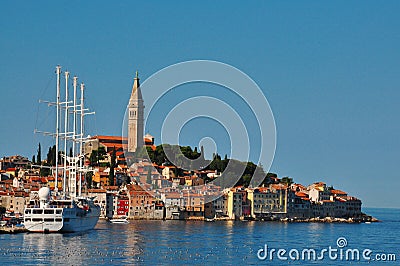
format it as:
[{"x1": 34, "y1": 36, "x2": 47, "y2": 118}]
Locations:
[{"x1": 24, "y1": 66, "x2": 100, "y2": 233}]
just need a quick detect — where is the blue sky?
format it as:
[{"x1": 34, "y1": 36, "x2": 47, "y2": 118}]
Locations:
[{"x1": 1, "y1": 1, "x2": 399, "y2": 208}]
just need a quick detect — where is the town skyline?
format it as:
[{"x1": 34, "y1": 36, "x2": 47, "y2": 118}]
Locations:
[{"x1": 1, "y1": 2, "x2": 399, "y2": 208}]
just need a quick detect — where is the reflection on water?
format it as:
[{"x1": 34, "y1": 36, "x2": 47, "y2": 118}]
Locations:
[{"x1": 0, "y1": 209, "x2": 399, "y2": 265}]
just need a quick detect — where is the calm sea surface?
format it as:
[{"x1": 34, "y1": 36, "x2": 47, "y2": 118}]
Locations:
[{"x1": 1, "y1": 208, "x2": 399, "y2": 265}]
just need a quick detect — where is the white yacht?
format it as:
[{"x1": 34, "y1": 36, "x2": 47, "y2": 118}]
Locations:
[
  {"x1": 24, "y1": 66, "x2": 100, "y2": 233},
  {"x1": 24, "y1": 187, "x2": 100, "y2": 233},
  {"x1": 109, "y1": 216, "x2": 129, "y2": 224}
]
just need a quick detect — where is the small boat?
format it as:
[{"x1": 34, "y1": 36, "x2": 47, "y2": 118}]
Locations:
[{"x1": 109, "y1": 217, "x2": 129, "y2": 224}]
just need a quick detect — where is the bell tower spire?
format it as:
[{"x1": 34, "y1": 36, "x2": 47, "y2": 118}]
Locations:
[{"x1": 128, "y1": 70, "x2": 144, "y2": 153}]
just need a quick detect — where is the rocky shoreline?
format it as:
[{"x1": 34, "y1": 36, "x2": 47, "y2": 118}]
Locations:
[
  {"x1": 105, "y1": 212, "x2": 380, "y2": 223},
  {"x1": 277, "y1": 215, "x2": 380, "y2": 223},
  {"x1": 0, "y1": 226, "x2": 28, "y2": 234}
]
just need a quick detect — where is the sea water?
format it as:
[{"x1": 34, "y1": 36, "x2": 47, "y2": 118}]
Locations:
[{"x1": 0, "y1": 208, "x2": 399, "y2": 265}]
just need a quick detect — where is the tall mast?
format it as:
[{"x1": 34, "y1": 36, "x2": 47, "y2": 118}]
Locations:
[
  {"x1": 55, "y1": 66, "x2": 61, "y2": 192},
  {"x1": 63, "y1": 71, "x2": 69, "y2": 195},
  {"x1": 79, "y1": 82, "x2": 85, "y2": 196},
  {"x1": 71, "y1": 78, "x2": 78, "y2": 198},
  {"x1": 72, "y1": 77, "x2": 77, "y2": 159}
]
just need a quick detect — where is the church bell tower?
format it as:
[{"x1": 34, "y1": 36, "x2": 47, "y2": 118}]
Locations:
[{"x1": 128, "y1": 71, "x2": 144, "y2": 153}]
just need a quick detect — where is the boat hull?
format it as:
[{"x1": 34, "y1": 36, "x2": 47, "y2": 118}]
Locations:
[
  {"x1": 62, "y1": 203, "x2": 100, "y2": 232},
  {"x1": 24, "y1": 199, "x2": 100, "y2": 233}
]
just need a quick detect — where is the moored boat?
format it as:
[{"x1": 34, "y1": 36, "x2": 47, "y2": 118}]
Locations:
[
  {"x1": 109, "y1": 216, "x2": 129, "y2": 224},
  {"x1": 23, "y1": 66, "x2": 100, "y2": 233}
]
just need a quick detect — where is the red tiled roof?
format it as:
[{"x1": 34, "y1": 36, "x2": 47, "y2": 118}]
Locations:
[
  {"x1": 93, "y1": 135, "x2": 127, "y2": 141},
  {"x1": 271, "y1": 184, "x2": 288, "y2": 190},
  {"x1": 330, "y1": 189, "x2": 347, "y2": 195},
  {"x1": 101, "y1": 143, "x2": 124, "y2": 149},
  {"x1": 295, "y1": 192, "x2": 308, "y2": 198}
]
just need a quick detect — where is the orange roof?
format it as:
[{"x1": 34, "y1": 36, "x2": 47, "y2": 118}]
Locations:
[
  {"x1": 271, "y1": 184, "x2": 288, "y2": 190},
  {"x1": 165, "y1": 192, "x2": 182, "y2": 199},
  {"x1": 101, "y1": 143, "x2": 124, "y2": 149},
  {"x1": 330, "y1": 189, "x2": 347, "y2": 195},
  {"x1": 127, "y1": 184, "x2": 145, "y2": 191},
  {"x1": 93, "y1": 135, "x2": 127, "y2": 141},
  {"x1": 295, "y1": 192, "x2": 308, "y2": 198},
  {"x1": 257, "y1": 187, "x2": 270, "y2": 192}
]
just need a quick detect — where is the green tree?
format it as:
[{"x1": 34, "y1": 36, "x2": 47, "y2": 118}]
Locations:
[
  {"x1": 47, "y1": 147, "x2": 52, "y2": 165},
  {"x1": 89, "y1": 147, "x2": 107, "y2": 167},
  {"x1": 281, "y1": 177, "x2": 293, "y2": 186},
  {"x1": 32, "y1": 155, "x2": 36, "y2": 165},
  {"x1": 40, "y1": 163, "x2": 50, "y2": 177},
  {"x1": 37, "y1": 143, "x2": 42, "y2": 165},
  {"x1": 133, "y1": 146, "x2": 150, "y2": 161},
  {"x1": 108, "y1": 147, "x2": 116, "y2": 186},
  {"x1": 46, "y1": 145, "x2": 57, "y2": 166},
  {"x1": 86, "y1": 171, "x2": 93, "y2": 189}
]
